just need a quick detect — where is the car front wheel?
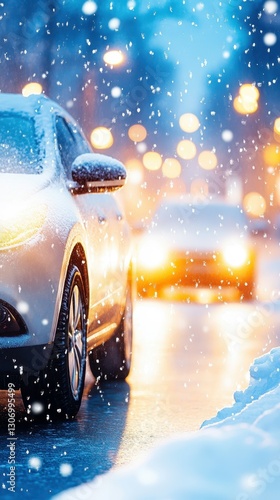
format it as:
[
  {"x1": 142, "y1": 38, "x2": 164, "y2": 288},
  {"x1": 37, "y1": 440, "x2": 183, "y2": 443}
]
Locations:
[{"x1": 21, "y1": 263, "x2": 87, "y2": 420}]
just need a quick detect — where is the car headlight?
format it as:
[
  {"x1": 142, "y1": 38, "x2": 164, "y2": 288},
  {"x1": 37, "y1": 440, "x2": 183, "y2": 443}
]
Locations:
[
  {"x1": 137, "y1": 237, "x2": 168, "y2": 270},
  {"x1": 222, "y1": 242, "x2": 249, "y2": 268},
  {"x1": 0, "y1": 202, "x2": 47, "y2": 250}
]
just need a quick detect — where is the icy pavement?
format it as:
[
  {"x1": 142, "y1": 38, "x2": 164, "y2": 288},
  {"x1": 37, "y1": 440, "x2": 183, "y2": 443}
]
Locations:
[{"x1": 54, "y1": 346, "x2": 280, "y2": 500}]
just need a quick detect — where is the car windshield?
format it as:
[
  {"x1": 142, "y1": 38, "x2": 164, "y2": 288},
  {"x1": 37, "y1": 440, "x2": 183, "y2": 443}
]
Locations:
[
  {"x1": 0, "y1": 113, "x2": 41, "y2": 174},
  {"x1": 154, "y1": 203, "x2": 248, "y2": 233}
]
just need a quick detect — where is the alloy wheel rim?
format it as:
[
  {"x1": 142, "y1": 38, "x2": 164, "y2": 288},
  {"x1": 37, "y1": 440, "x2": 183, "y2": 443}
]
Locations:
[{"x1": 68, "y1": 283, "x2": 84, "y2": 397}]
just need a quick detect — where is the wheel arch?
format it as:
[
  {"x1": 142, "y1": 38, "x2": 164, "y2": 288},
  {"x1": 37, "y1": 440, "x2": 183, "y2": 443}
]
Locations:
[{"x1": 69, "y1": 243, "x2": 90, "y2": 314}]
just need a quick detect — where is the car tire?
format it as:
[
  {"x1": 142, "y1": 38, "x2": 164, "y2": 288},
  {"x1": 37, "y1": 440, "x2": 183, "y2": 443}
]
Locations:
[
  {"x1": 21, "y1": 263, "x2": 87, "y2": 420},
  {"x1": 89, "y1": 279, "x2": 133, "y2": 381}
]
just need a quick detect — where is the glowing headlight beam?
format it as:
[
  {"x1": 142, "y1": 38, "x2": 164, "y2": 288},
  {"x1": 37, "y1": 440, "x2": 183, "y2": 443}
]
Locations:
[
  {"x1": 137, "y1": 238, "x2": 168, "y2": 270},
  {"x1": 222, "y1": 243, "x2": 249, "y2": 268},
  {"x1": 0, "y1": 203, "x2": 46, "y2": 249}
]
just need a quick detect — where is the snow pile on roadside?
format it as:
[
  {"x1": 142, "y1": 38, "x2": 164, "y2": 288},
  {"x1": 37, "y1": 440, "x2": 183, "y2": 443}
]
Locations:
[
  {"x1": 202, "y1": 347, "x2": 280, "y2": 428},
  {"x1": 54, "y1": 347, "x2": 280, "y2": 500}
]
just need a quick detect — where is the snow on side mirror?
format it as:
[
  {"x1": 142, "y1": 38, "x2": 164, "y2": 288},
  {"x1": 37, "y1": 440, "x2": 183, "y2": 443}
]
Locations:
[{"x1": 68, "y1": 153, "x2": 127, "y2": 194}]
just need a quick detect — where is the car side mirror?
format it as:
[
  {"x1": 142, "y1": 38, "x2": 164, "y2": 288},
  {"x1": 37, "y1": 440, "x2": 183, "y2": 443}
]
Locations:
[{"x1": 68, "y1": 153, "x2": 127, "y2": 194}]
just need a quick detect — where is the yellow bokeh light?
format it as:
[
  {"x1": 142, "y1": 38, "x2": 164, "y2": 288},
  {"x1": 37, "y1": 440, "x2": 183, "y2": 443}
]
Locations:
[
  {"x1": 233, "y1": 84, "x2": 260, "y2": 115},
  {"x1": 273, "y1": 118, "x2": 280, "y2": 143},
  {"x1": 128, "y1": 124, "x2": 147, "y2": 143},
  {"x1": 233, "y1": 96, "x2": 258, "y2": 115},
  {"x1": 176, "y1": 139, "x2": 197, "y2": 160},
  {"x1": 263, "y1": 143, "x2": 280, "y2": 166},
  {"x1": 125, "y1": 158, "x2": 144, "y2": 184},
  {"x1": 239, "y1": 84, "x2": 260, "y2": 101},
  {"x1": 274, "y1": 117, "x2": 280, "y2": 134},
  {"x1": 22, "y1": 82, "x2": 43, "y2": 97},
  {"x1": 142, "y1": 151, "x2": 162, "y2": 171},
  {"x1": 243, "y1": 192, "x2": 266, "y2": 217},
  {"x1": 179, "y1": 113, "x2": 200, "y2": 133},
  {"x1": 90, "y1": 127, "x2": 114, "y2": 149},
  {"x1": 162, "y1": 158, "x2": 181, "y2": 178},
  {"x1": 198, "y1": 150, "x2": 218, "y2": 170},
  {"x1": 103, "y1": 50, "x2": 125, "y2": 66}
]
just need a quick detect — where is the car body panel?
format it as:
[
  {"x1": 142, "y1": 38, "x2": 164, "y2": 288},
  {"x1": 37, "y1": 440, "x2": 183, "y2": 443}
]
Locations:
[{"x1": 0, "y1": 94, "x2": 131, "y2": 379}]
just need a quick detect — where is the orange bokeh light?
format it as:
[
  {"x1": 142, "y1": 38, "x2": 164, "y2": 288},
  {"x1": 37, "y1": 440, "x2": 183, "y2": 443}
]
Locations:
[
  {"x1": 128, "y1": 124, "x2": 147, "y2": 143},
  {"x1": 263, "y1": 144, "x2": 280, "y2": 166},
  {"x1": 243, "y1": 192, "x2": 266, "y2": 216}
]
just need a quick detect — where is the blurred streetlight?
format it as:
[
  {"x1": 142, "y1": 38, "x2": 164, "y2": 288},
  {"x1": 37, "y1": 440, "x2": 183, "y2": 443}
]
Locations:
[
  {"x1": 176, "y1": 139, "x2": 196, "y2": 160},
  {"x1": 243, "y1": 192, "x2": 266, "y2": 216},
  {"x1": 233, "y1": 96, "x2": 258, "y2": 114},
  {"x1": 273, "y1": 117, "x2": 280, "y2": 142},
  {"x1": 263, "y1": 143, "x2": 280, "y2": 166},
  {"x1": 198, "y1": 150, "x2": 218, "y2": 170},
  {"x1": 274, "y1": 117, "x2": 280, "y2": 133},
  {"x1": 22, "y1": 82, "x2": 43, "y2": 97},
  {"x1": 90, "y1": 127, "x2": 114, "y2": 149},
  {"x1": 179, "y1": 113, "x2": 200, "y2": 133},
  {"x1": 128, "y1": 124, "x2": 147, "y2": 143},
  {"x1": 162, "y1": 158, "x2": 181, "y2": 178},
  {"x1": 239, "y1": 84, "x2": 260, "y2": 101},
  {"x1": 103, "y1": 50, "x2": 125, "y2": 66},
  {"x1": 233, "y1": 84, "x2": 260, "y2": 115},
  {"x1": 143, "y1": 151, "x2": 162, "y2": 171}
]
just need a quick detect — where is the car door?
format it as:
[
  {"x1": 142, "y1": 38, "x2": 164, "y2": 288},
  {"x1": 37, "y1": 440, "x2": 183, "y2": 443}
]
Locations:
[{"x1": 54, "y1": 115, "x2": 127, "y2": 334}]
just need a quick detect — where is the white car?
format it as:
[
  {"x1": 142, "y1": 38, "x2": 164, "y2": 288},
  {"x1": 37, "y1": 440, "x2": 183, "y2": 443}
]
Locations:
[{"x1": 0, "y1": 94, "x2": 133, "y2": 420}]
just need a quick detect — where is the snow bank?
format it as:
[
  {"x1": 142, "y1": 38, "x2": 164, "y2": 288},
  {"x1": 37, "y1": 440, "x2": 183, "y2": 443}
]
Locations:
[
  {"x1": 54, "y1": 347, "x2": 280, "y2": 500},
  {"x1": 202, "y1": 347, "x2": 280, "y2": 428}
]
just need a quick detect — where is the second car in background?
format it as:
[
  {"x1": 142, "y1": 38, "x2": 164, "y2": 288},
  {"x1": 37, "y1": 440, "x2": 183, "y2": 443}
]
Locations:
[{"x1": 135, "y1": 199, "x2": 256, "y2": 301}]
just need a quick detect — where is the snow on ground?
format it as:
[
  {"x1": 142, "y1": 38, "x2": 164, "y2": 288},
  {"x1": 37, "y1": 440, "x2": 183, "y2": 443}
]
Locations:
[{"x1": 54, "y1": 348, "x2": 280, "y2": 500}]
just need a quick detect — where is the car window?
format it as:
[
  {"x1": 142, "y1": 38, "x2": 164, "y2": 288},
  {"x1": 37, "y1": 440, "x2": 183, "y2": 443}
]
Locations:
[
  {"x1": 0, "y1": 113, "x2": 40, "y2": 174},
  {"x1": 55, "y1": 116, "x2": 91, "y2": 176},
  {"x1": 154, "y1": 204, "x2": 248, "y2": 232}
]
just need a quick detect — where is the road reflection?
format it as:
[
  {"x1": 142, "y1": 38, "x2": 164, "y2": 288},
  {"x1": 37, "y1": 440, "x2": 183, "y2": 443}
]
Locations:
[
  {"x1": 116, "y1": 291, "x2": 280, "y2": 466},
  {"x1": 0, "y1": 381, "x2": 130, "y2": 499},
  {"x1": 0, "y1": 240, "x2": 279, "y2": 498}
]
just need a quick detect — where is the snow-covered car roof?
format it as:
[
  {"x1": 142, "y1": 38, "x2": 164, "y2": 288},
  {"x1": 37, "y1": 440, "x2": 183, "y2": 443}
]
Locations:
[{"x1": 0, "y1": 93, "x2": 68, "y2": 118}]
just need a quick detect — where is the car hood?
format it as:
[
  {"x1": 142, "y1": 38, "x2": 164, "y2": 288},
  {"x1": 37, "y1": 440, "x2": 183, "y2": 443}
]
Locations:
[{"x1": 0, "y1": 172, "x2": 52, "y2": 205}]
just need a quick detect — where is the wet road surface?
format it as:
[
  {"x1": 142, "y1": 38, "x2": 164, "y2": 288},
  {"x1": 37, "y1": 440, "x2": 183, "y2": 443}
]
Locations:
[{"x1": 0, "y1": 237, "x2": 280, "y2": 499}]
